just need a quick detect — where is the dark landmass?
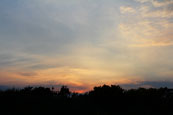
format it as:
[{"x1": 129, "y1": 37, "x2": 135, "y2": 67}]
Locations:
[{"x1": 0, "y1": 85, "x2": 173, "y2": 115}]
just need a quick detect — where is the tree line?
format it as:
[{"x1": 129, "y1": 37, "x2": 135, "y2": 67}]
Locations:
[{"x1": 0, "y1": 85, "x2": 173, "y2": 115}]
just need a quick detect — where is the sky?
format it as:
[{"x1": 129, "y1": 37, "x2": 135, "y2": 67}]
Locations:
[{"x1": 0, "y1": 0, "x2": 173, "y2": 92}]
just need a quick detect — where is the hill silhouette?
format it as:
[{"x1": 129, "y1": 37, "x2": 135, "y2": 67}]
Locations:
[{"x1": 0, "y1": 85, "x2": 173, "y2": 115}]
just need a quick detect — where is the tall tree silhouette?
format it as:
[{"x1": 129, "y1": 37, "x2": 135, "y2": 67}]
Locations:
[{"x1": 58, "y1": 86, "x2": 70, "y2": 97}]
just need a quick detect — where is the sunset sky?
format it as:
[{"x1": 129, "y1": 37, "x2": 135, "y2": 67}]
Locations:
[{"x1": 0, "y1": 0, "x2": 173, "y2": 92}]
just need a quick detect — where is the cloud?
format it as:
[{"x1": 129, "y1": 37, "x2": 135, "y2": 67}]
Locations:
[
  {"x1": 119, "y1": 20, "x2": 173, "y2": 47},
  {"x1": 135, "y1": 0, "x2": 150, "y2": 3},
  {"x1": 121, "y1": 81, "x2": 173, "y2": 89},
  {"x1": 18, "y1": 72, "x2": 37, "y2": 77},
  {"x1": 134, "y1": 0, "x2": 173, "y2": 18},
  {"x1": 139, "y1": 6, "x2": 173, "y2": 18},
  {"x1": 151, "y1": 0, "x2": 173, "y2": 7},
  {"x1": 0, "y1": 53, "x2": 39, "y2": 69},
  {"x1": 120, "y1": 6, "x2": 136, "y2": 14},
  {"x1": 135, "y1": 0, "x2": 173, "y2": 7},
  {"x1": 135, "y1": 0, "x2": 173, "y2": 18},
  {"x1": 119, "y1": 0, "x2": 173, "y2": 47}
]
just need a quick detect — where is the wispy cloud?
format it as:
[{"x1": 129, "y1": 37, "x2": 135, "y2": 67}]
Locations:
[
  {"x1": 119, "y1": 20, "x2": 173, "y2": 47},
  {"x1": 135, "y1": 0, "x2": 173, "y2": 7},
  {"x1": 151, "y1": 0, "x2": 173, "y2": 7},
  {"x1": 121, "y1": 81, "x2": 173, "y2": 89},
  {"x1": 120, "y1": 6, "x2": 136, "y2": 14},
  {"x1": 119, "y1": 0, "x2": 173, "y2": 47}
]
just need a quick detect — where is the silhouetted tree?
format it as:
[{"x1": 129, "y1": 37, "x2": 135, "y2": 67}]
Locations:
[{"x1": 58, "y1": 86, "x2": 71, "y2": 97}]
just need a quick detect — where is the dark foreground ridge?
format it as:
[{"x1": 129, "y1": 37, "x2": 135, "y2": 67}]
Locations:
[{"x1": 0, "y1": 85, "x2": 173, "y2": 115}]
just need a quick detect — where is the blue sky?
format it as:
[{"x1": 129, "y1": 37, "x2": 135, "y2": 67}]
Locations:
[{"x1": 0, "y1": 0, "x2": 173, "y2": 91}]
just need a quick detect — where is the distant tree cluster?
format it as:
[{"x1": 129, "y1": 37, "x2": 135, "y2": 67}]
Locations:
[{"x1": 0, "y1": 85, "x2": 173, "y2": 115}]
